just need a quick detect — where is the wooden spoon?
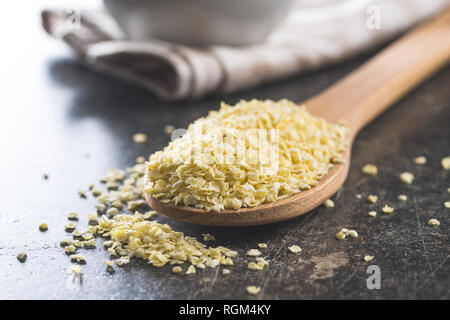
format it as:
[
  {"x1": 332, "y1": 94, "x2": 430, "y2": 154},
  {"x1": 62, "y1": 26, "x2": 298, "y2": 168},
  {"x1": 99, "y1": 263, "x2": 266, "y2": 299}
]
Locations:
[{"x1": 146, "y1": 8, "x2": 450, "y2": 226}]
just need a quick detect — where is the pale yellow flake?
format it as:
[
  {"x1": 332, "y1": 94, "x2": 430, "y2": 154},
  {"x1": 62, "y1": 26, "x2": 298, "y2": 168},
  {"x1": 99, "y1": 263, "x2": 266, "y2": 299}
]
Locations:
[
  {"x1": 362, "y1": 164, "x2": 378, "y2": 176},
  {"x1": 104, "y1": 260, "x2": 114, "y2": 267},
  {"x1": 64, "y1": 223, "x2": 76, "y2": 231},
  {"x1": 336, "y1": 231, "x2": 346, "y2": 240},
  {"x1": 347, "y1": 230, "x2": 358, "y2": 238},
  {"x1": 367, "y1": 195, "x2": 378, "y2": 204},
  {"x1": 288, "y1": 245, "x2": 302, "y2": 253},
  {"x1": 172, "y1": 266, "x2": 182, "y2": 273},
  {"x1": 368, "y1": 211, "x2": 377, "y2": 218},
  {"x1": 136, "y1": 156, "x2": 145, "y2": 164},
  {"x1": 399, "y1": 172, "x2": 414, "y2": 185},
  {"x1": 64, "y1": 245, "x2": 77, "y2": 254},
  {"x1": 202, "y1": 233, "x2": 215, "y2": 242},
  {"x1": 427, "y1": 218, "x2": 440, "y2": 226},
  {"x1": 413, "y1": 156, "x2": 427, "y2": 165},
  {"x1": 17, "y1": 253, "x2": 27, "y2": 263},
  {"x1": 39, "y1": 223, "x2": 48, "y2": 231},
  {"x1": 398, "y1": 195, "x2": 408, "y2": 202},
  {"x1": 441, "y1": 156, "x2": 450, "y2": 170},
  {"x1": 186, "y1": 265, "x2": 196, "y2": 274},
  {"x1": 382, "y1": 205, "x2": 394, "y2": 214},
  {"x1": 71, "y1": 265, "x2": 82, "y2": 274},
  {"x1": 258, "y1": 243, "x2": 268, "y2": 249},
  {"x1": 246, "y1": 249, "x2": 261, "y2": 257},
  {"x1": 164, "y1": 125, "x2": 175, "y2": 135},
  {"x1": 364, "y1": 255, "x2": 374, "y2": 262},
  {"x1": 132, "y1": 133, "x2": 147, "y2": 143},
  {"x1": 78, "y1": 190, "x2": 87, "y2": 198},
  {"x1": 246, "y1": 286, "x2": 261, "y2": 295},
  {"x1": 323, "y1": 199, "x2": 334, "y2": 208},
  {"x1": 68, "y1": 212, "x2": 78, "y2": 220}
]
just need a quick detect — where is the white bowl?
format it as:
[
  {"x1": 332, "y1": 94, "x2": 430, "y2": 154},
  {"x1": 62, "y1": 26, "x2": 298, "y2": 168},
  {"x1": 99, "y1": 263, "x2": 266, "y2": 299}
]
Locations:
[{"x1": 103, "y1": 0, "x2": 294, "y2": 47}]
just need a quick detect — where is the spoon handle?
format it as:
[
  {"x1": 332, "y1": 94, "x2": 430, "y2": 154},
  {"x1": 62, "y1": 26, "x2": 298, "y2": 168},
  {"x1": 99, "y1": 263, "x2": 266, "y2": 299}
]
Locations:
[{"x1": 306, "y1": 7, "x2": 450, "y2": 137}]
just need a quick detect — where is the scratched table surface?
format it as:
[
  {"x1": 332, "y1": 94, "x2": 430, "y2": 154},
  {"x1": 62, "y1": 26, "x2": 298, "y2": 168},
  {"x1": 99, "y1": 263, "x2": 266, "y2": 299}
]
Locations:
[{"x1": 0, "y1": 1, "x2": 449, "y2": 300}]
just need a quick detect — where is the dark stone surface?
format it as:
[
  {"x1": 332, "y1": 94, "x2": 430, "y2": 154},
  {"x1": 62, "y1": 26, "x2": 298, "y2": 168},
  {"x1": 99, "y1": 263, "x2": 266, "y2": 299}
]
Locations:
[{"x1": 0, "y1": 2, "x2": 448, "y2": 300}]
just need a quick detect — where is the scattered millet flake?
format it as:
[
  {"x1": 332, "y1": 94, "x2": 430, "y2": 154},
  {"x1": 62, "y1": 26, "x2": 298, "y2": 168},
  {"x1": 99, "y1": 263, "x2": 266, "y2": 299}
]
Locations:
[
  {"x1": 441, "y1": 156, "x2": 450, "y2": 170},
  {"x1": 246, "y1": 249, "x2": 262, "y2": 257},
  {"x1": 225, "y1": 250, "x2": 238, "y2": 258},
  {"x1": 39, "y1": 223, "x2": 48, "y2": 231},
  {"x1": 367, "y1": 195, "x2": 378, "y2": 204},
  {"x1": 288, "y1": 245, "x2": 302, "y2": 253},
  {"x1": 145, "y1": 99, "x2": 348, "y2": 211},
  {"x1": 132, "y1": 133, "x2": 147, "y2": 143},
  {"x1": 17, "y1": 252, "x2": 27, "y2": 262},
  {"x1": 60, "y1": 238, "x2": 73, "y2": 247},
  {"x1": 347, "y1": 230, "x2": 358, "y2": 238},
  {"x1": 67, "y1": 212, "x2": 78, "y2": 220},
  {"x1": 83, "y1": 239, "x2": 96, "y2": 249},
  {"x1": 248, "y1": 261, "x2": 265, "y2": 271},
  {"x1": 78, "y1": 190, "x2": 87, "y2": 198},
  {"x1": 104, "y1": 260, "x2": 114, "y2": 267},
  {"x1": 202, "y1": 233, "x2": 215, "y2": 242},
  {"x1": 172, "y1": 266, "x2": 183, "y2": 273},
  {"x1": 364, "y1": 255, "x2": 374, "y2": 262},
  {"x1": 70, "y1": 254, "x2": 86, "y2": 263},
  {"x1": 382, "y1": 205, "x2": 394, "y2": 214},
  {"x1": 398, "y1": 195, "x2": 408, "y2": 202},
  {"x1": 427, "y1": 218, "x2": 440, "y2": 226},
  {"x1": 116, "y1": 257, "x2": 130, "y2": 266},
  {"x1": 92, "y1": 189, "x2": 103, "y2": 197},
  {"x1": 246, "y1": 286, "x2": 261, "y2": 295},
  {"x1": 356, "y1": 194, "x2": 362, "y2": 199},
  {"x1": 186, "y1": 265, "x2": 196, "y2": 274},
  {"x1": 362, "y1": 164, "x2": 378, "y2": 176},
  {"x1": 136, "y1": 156, "x2": 146, "y2": 164},
  {"x1": 368, "y1": 211, "x2": 377, "y2": 217},
  {"x1": 142, "y1": 210, "x2": 158, "y2": 219},
  {"x1": 399, "y1": 172, "x2": 414, "y2": 184},
  {"x1": 413, "y1": 156, "x2": 427, "y2": 165},
  {"x1": 222, "y1": 269, "x2": 230, "y2": 275},
  {"x1": 164, "y1": 125, "x2": 175, "y2": 135},
  {"x1": 336, "y1": 228, "x2": 358, "y2": 240},
  {"x1": 258, "y1": 243, "x2": 268, "y2": 249},
  {"x1": 71, "y1": 265, "x2": 82, "y2": 274},
  {"x1": 64, "y1": 245, "x2": 77, "y2": 254},
  {"x1": 64, "y1": 222, "x2": 76, "y2": 231},
  {"x1": 103, "y1": 240, "x2": 114, "y2": 248},
  {"x1": 111, "y1": 201, "x2": 124, "y2": 210},
  {"x1": 323, "y1": 199, "x2": 334, "y2": 208},
  {"x1": 447, "y1": 187, "x2": 450, "y2": 194},
  {"x1": 335, "y1": 231, "x2": 346, "y2": 240},
  {"x1": 127, "y1": 199, "x2": 147, "y2": 211},
  {"x1": 444, "y1": 201, "x2": 450, "y2": 209},
  {"x1": 105, "y1": 208, "x2": 118, "y2": 217},
  {"x1": 72, "y1": 229, "x2": 82, "y2": 237},
  {"x1": 88, "y1": 183, "x2": 95, "y2": 190}
]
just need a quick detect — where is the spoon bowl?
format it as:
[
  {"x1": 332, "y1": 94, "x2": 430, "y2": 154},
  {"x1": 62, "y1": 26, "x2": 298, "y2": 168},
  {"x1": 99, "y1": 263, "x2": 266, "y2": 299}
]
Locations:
[{"x1": 145, "y1": 8, "x2": 450, "y2": 226}]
